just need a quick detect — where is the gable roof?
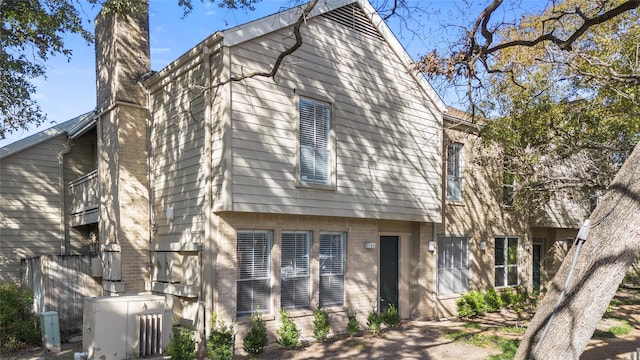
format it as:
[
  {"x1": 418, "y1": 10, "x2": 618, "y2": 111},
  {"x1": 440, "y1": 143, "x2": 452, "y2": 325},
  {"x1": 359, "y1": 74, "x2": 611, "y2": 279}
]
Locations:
[
  {"x1": 0, "y1": 111, "x2": 95, "y2": 160},
  {"x1": 147, "y1": 0, "x2": 446, "y2": 112}
]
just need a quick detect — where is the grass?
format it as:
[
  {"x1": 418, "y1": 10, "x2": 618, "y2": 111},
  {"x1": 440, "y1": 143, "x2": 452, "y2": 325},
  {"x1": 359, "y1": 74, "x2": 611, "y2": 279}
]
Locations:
[
  {"x1": 592, "y1": 318, "x2": 633, "y2": 338},
  {"x1": 445, "y1": 330, "x2": 520, "y2": 359}
]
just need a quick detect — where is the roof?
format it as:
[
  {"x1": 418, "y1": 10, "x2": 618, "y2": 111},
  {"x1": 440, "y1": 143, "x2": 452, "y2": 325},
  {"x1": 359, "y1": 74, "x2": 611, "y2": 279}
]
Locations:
[
  {"x1": 0, "y1": 111, "x2": 95, "y2": 160},
  {"x1": 146, "y1": 0, "x2": 446, "y2": 112}
]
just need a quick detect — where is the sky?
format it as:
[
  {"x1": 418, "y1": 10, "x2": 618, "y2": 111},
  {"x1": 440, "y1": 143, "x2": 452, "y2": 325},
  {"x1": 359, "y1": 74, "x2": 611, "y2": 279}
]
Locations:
[{"x1": 0, "y1": 0, "x2": 527, "y2": 147}]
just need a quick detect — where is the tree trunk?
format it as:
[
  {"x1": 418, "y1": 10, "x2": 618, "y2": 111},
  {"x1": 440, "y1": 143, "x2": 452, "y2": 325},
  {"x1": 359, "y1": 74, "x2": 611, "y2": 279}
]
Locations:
[{"x1": 516, "y1": 143, "x2": 640, "y2": 359}]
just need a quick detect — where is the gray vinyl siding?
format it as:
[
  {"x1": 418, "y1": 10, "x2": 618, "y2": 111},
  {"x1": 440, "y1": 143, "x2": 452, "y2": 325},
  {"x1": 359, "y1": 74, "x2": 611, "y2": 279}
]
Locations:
[
  {"x1": 149, "y1": 53, "x2": 209, "y2": 245},
  {"x1": 0, "y1": 136, "x2": 66, "y2": 281},
  {"x1": 226, "y1": 13, "x2": 442, "y2": 222}
]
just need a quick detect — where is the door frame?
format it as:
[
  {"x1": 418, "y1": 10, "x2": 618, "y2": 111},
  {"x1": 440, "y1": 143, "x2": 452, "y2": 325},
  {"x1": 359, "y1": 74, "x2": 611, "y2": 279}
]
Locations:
[{"x1": 378, "y1": 232, "x2": 411, "y2": 318}]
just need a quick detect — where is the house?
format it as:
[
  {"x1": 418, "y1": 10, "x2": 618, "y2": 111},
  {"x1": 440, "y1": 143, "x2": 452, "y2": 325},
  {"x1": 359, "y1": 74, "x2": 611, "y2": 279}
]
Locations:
[{"x1": 0, "y1": 0, "x2": 588, "y2": 354}]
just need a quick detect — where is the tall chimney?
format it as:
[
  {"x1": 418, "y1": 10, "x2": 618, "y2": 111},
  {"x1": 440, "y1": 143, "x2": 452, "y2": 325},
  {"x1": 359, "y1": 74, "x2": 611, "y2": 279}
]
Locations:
[{"x1": 94, "y1": 4, "x2": 150, "y2": 295}]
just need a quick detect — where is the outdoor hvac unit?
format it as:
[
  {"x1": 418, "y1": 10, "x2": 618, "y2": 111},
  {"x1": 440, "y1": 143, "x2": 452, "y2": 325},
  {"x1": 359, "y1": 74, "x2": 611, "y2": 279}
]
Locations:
[{"x1": 82, "y1": 295, "x2": 169, "y2": 359}]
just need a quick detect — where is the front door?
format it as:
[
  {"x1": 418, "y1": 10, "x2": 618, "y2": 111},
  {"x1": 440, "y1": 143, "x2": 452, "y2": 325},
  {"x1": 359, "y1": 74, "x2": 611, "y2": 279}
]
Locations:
[
  {"x1": 380, "y1": 236, "x2": 399, "y2": 313},
  {"x1": 532, "y1": 244, "x2": 542, "y2": 292}
]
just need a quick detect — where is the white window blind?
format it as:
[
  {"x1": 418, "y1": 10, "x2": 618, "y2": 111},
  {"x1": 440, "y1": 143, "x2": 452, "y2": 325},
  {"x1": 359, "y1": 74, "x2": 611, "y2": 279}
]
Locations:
[
  {"x1": 299, "y1": 97, "x2": 331, "y2": 184},
  {"x1": 437, "y1": 236, "x2": 469, "y2": 295},
  {"x1": 495, "y1": 237, "x2": 519, "y2": 287},
  {"x1": 281, "y1": 231, "x2": 311, "y2": 309},
  {"x1": 447, "y1": 143, "x2": 463, "y2": 201},
  {"x1": 319, "y1": 232, "x2": 345, "y2": 307},
  {"x1": 237, "y1": 230, "x2": 272, "y2": 315}
]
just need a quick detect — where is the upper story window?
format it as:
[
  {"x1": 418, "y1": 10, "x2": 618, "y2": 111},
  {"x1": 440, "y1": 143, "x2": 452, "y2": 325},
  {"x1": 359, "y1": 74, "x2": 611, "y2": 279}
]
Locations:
[
  {"x1": 502, "y1": 156, "x2": 515, "y2": 207},
  {"x1": 446, "y1": 143, "x2": 463, "y2": 202},
  {"x1": 299, "y1": 97, "x2": 332, "y2": 186}
]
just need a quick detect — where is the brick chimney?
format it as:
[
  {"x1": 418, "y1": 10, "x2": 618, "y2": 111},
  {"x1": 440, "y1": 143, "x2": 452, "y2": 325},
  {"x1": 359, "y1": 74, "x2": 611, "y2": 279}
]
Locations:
[{"x1": 94, "y1": 4, "x2": 150, "y2": 295}]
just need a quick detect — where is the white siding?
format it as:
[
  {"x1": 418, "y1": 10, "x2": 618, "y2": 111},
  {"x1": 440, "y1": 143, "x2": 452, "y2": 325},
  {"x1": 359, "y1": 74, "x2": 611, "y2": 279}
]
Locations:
[
  {"x1": 0, "y1": 136, "x2": 67, "y2": 281},
  {"x1": 226, "y1": 11, "x2": 442, "y2": 222}
]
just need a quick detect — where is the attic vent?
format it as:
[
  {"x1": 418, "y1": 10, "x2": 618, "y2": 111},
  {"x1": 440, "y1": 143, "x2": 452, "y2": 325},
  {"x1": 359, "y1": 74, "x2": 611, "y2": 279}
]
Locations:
[{"x1": 321, "y1": 4, "x2": 385, "y2": 41}]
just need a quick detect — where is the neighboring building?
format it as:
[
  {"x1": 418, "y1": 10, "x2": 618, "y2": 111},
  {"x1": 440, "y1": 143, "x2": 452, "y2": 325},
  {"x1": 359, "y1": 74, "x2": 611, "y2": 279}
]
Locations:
[
  {"x1": 438, "y1": 107, "x2": 587, "y2": 317},
  {"x1": 0, "y1": 0, "x2": 588, "y2": 352}
]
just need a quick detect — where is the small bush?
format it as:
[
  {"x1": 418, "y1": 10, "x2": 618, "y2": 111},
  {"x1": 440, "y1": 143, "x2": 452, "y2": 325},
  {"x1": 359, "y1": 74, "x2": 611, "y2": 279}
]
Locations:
[
  {"x1": 366, "y1": 310, "x2": 383, "y2": 336},
  {"x1": 346, "y1": 310, "x2": 360, "y2": 337},
  {"x1": 0, "y1": 282, "x2": 41, "y2": 350},
  {"x1": 277, "y1": 309, "x2": 300, "y2": 349},
  {"x1": 166, "y1": 326, "x2": 196, "y2": 360},
  {"x1": 207, "y1": 312, "x2": 234, "y2": 360},
  {"x1": 312, "y1": 308, "x2": 330, "y2": 342},
  {"x1": 456, "y1": 290, "x2": 488, "y2": 318},
  {"x1": 382, "y1": 304, "x2": 400, "y2": 328},
  {"x1": 485, "y1": 287, "x2": 504, "y2": 312},
  {"x1": 243, "y1": 312, "x2": 268, "y2": 357},
  {"x1": 500, "y1": 287, "x2": 516, "y2": 306}
]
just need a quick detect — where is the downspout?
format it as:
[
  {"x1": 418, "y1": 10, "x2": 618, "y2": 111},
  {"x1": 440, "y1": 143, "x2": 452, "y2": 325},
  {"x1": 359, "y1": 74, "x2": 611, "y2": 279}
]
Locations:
[{"x1": 58, "y1": 138, "x2": 72, "y2": 255}]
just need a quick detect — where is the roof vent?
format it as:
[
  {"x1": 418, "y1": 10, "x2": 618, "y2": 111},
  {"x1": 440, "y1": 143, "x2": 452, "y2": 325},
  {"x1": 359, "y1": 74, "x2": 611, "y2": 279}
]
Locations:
[{"x1": 321, "y1": 4, "x2": 385, "y2": 41}]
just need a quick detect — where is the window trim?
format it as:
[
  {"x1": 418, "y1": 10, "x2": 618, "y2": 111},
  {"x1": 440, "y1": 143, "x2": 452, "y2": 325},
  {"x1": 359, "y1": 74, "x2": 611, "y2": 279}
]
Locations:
[
  {"x1": 295, "y1": 94, "x2": 336, "y2": 190},
  {"x1": 446, "y1": 143, "x2": 464, "y2": 202},
  {"x1": 494, "y1": 236, "x2": 519, "y2": 288},
  {"x1": 280, "y1": 231, "x2": 311, "y2": 310}
]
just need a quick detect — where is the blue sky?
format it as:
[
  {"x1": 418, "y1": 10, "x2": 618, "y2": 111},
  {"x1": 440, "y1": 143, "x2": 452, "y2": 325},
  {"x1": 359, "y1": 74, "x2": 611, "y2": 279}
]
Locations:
[{"x1": 0, "y1": 0, "x2": 533, "y2": 147}]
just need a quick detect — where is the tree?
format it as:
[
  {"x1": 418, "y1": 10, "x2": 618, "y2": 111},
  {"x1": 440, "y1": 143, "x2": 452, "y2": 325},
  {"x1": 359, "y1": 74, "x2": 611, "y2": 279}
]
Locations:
[
  {"x1": 0, "y1": 0, "x2": 261, "y2": 140},
  {"x1": 414, "y1": 1, "x2": 639, "y2": 358}
]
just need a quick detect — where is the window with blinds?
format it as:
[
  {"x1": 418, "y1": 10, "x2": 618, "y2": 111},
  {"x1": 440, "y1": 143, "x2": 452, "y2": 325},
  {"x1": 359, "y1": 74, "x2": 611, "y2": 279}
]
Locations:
[
  {"x1": 447, "y1": 143, "x2": 463, "y2": 201},
  {"x1": 319, "y1": 232, "x2": 345, "y2": 307},
  {"x1": 437, "y1": 236, "x2": 469, "y2": 295},
  {"x1": 299, "y1": 97, "x2": 331, "y2": 185},
  {"x1": 281, "y1": 231, "x2": 311, "y2": 309},
  {"x1": 237, "y1": 230, "x2": 272, "y2": 315}
]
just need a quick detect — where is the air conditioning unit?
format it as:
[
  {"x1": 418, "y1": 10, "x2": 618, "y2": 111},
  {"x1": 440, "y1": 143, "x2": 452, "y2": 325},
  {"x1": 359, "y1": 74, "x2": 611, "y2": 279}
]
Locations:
[{"x1": 83, "y1": 295, "x2": 169, "y2": 359}]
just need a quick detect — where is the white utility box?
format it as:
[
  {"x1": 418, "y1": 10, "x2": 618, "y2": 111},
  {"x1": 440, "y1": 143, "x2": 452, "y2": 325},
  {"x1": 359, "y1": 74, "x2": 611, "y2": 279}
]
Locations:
[{"x1": 82, "y1": 295, "x2": 169, "y2": 360}]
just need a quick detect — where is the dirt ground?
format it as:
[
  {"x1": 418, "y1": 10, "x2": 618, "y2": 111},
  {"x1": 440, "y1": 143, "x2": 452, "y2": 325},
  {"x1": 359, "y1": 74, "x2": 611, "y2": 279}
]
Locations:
[{"x1": 6, "y1": 289, "x2": 640, "y2": 360}]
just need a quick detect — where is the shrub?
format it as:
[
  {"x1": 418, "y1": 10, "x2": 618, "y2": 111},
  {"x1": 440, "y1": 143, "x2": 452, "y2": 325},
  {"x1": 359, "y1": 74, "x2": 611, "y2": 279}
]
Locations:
[
  {"x1": 277, "y1": 309, "x2": 300, "y2": 349},
  {"x1": 382, "y1": 304, "x2": 400, "y2": 328},
  {"x1": 243, "y1": 312, "x2": 268, "y2": 357},
  {"x1": 0, "y1": 282, "x2": 40, "y2": 350},
  {"x1": 312, "y1": 308, "x2": 330, "y2": 342},
  {"x1": 166, "y1": 325, "x2": 196, "y2": 360},
  {"x1": 207, "y1": 312, "x2": 234, "y2": 360},
  {"x1": 485, "y1": 287, "x2": 504, "y2": 312},
  {"x1": 346, "y1": 310, "x2": 360, "y2": 337},
  {"x1": 366, "y1": 310, "x2": 383, "y2": 336},
  {"x1": 500, "y1": 287, "x2": 516, "y2": 306},
  {"x1": 456, "y1": 290, "x2": 488, "y2": 318}
]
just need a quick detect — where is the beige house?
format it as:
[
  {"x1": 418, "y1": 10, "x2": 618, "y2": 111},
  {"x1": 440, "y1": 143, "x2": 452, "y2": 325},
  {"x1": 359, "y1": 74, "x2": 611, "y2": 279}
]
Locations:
[{"x1": 0, "y1": 0, "x2": 588, "y2": 353}]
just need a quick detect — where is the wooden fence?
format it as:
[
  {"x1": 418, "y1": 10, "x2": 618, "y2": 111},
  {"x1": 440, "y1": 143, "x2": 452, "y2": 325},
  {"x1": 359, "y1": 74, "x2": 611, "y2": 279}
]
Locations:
[{"x1": 22, "y1": 255, "x2": 102, "y2": 332}]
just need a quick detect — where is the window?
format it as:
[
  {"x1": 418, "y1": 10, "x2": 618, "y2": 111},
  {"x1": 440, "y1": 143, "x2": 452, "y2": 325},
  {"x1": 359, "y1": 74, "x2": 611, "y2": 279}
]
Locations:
[
  {"x1": 437, "y1": 236, "x2": 469, "y2": 295},
  {"x1": 281, "y1": 231, "x2": 311, "y2": 309},
  {"x1": 319, "y1": 232, "x2": 345, "y2": 306},
  {"x1": 494, "y1": 237, "x2": 519, "y2": 287},
  {"x1": 502, "y1": 156, "x2": 515, "y2": 207},
  {"x1": 237, "y1": 231, "x2": 272, "y2": 315},
  {"x1": 447, "y1": 143, "x2": 463, "y2": 201},
  {"x1": 299, "y1": 97, "x2": 331, "y2": 185}
]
